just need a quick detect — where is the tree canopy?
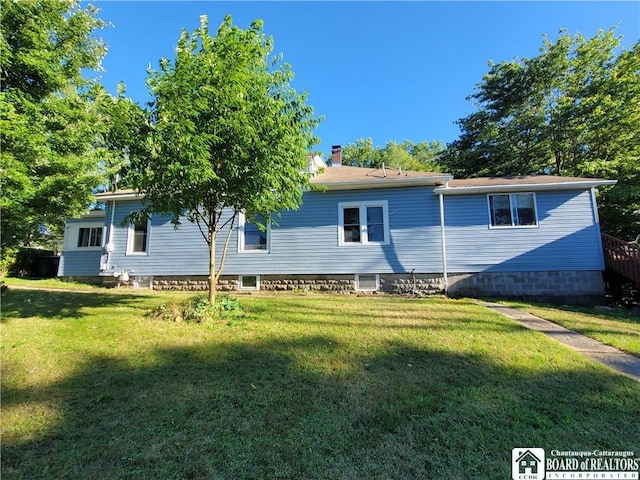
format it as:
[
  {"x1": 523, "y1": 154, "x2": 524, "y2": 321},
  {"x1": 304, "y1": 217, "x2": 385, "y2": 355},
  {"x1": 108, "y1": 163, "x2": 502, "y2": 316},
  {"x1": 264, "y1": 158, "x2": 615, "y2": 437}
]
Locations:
[
  {"x1": 439, "y1": 29, "x2": 639, "y2": 239},
  {"x1": 0, "y1": 0, "x2": 112, "y2": 249},
  {"x1": 341, "y1": 138, "x2": 443, "y2": 172},
  {"x1": 128, "y1": 15, "x2": 321, "y2": 303}
]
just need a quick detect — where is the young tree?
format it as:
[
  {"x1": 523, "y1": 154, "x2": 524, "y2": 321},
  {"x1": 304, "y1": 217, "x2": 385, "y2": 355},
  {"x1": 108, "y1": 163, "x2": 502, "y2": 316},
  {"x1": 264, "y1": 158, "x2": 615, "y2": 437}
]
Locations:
[
  {"x1": 440, "y1": 29, "x2": 639, "y2": 238},
  {"x1": 0, "y1": 0, "x2": 110, "y2": 248},
  {"x1": 130, "y1": 15, "x2": 320, "y2": 304}
]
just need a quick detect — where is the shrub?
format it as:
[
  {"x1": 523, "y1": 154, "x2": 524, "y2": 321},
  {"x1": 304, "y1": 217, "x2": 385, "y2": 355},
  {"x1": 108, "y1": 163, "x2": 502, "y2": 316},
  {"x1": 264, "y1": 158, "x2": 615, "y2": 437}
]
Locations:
[
  {"x1": 182, "y1": 294, "x2": 217, "y2": 323},
  {"x1": 0, "y1": 247, "x2": 18, "y2": 277},
  {"x1": 2, "y1": 247, "x2": 59, "y2": 278},
  {"x1": 151, "y1": 294, "x2": 241, "y2": 323}
]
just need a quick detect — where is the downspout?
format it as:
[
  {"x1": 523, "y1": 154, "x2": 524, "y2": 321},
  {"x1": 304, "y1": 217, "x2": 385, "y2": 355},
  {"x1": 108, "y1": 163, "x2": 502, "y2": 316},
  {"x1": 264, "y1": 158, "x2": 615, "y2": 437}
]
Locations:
[
  {"x1": 590, "y1": 187, "x2": 606, "y2": 271},
  {"x1": 103, "y1": 200, "x2": 116, "y2": 271},
  {"x1": 438, "y1": 191, "x2": 448, "y2": 293}
]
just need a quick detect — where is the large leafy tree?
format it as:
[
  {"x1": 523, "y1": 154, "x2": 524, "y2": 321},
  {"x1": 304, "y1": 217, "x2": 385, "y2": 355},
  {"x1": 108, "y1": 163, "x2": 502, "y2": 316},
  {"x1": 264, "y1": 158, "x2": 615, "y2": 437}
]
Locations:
[
  {"x1": 0, "y1": 0, "x2": 111, "y2": 249},
  {"x1": 130, "y1": 15, "x2": 320, "y2": 304},
  {"x1": 440, "y1": 29, "x2": 640, "y2": 239},
  {"x1": 342, "y1": 137, "x2": 443, "y2": 172},
  {"x1": 98, "y1": 84, "x2": 151, "y2": 191}
]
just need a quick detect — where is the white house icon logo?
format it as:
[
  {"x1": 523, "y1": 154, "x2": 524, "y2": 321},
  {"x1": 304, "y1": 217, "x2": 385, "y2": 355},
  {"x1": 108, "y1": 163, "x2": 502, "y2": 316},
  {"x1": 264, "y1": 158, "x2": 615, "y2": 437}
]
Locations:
[{"x1": 512, "y1": 448, "x2": 545, "y2": 480}]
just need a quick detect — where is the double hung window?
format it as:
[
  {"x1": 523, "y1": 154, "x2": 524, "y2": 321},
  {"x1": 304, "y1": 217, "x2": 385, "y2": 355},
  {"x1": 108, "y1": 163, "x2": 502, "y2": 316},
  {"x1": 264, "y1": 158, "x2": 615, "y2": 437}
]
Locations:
[
  {"x1": 238, "y1": 213, "x2": 270, "y2": 253},
  {"x1": 77, "y1": 227, "x2": 103, "y2": 248},
  {"x1": 338, "y1": 201, "x2": 389, "y2": 245},
  {"x1": 488, "y1": 193, "x2": 537, "y2": 227},
  {"x1": 127, "y1": 218, "x2": 150, "y2": 254}
]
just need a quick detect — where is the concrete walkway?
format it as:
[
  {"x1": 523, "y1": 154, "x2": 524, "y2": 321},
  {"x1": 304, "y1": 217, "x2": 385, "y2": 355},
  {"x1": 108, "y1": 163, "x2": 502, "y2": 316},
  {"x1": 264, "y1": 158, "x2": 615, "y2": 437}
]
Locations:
[{"x1": 483, "y1": 301, "x2": 640, "y2": 383}]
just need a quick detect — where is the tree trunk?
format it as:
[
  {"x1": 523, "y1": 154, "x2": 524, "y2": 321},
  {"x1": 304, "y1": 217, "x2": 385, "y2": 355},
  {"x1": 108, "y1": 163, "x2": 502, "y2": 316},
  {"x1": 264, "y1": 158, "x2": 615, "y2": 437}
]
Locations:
[{"x1": 208, "y1": 228, "x2": 216, "y2": 305}]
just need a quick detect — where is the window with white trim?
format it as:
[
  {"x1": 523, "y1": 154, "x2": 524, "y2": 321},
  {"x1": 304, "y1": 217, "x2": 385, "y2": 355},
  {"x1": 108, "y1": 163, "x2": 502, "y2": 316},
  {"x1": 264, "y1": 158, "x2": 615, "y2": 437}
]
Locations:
[
  {"x1": 239, "y1": 275, "x2": 260, "y2": 290},
  {"x1": 127, "y1": 218, "x2": 150, "y2": 254},
  {"x1": 338, "y1": 201, "x2": 389, "y2": 245},
  {"x1": 488, "y1": 193, "x2": 537, "y2": 227},
  {"x1": 238, "y1": 213, "x2": 270, "y2": 253},
  {"x1": 356, "y1": 274, "x2": 379, "y2": 291},
  {"x1": 77, "y1": 227, "x2": 103, "y2": 248}
]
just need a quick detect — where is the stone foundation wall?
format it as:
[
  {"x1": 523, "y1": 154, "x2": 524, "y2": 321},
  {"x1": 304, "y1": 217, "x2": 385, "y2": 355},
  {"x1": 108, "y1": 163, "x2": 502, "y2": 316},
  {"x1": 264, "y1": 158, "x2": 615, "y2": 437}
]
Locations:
[
  {"x1": 153, "y1": 276, "x2": 235, "y2": 291},
  {"x1": 63, "y1": 270, "x2": 604, "y2": 304},
  {"x1": 150, "y1": 274, "x2": 444, "y2": 294},
  {"x1": 379, "y1": 273, "x2": 444, "y2": 294},
  {"x1": 447, "y1": 270, "x2": 605, "y2": 305},
  {"x1": 259, "y1": 274, "x2": 354, "y2": 292}
]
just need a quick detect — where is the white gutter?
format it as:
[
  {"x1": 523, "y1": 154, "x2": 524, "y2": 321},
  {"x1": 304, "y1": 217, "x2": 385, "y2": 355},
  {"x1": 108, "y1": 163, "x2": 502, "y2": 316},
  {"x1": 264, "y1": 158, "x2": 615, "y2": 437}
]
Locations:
[
  {"x1": 434, "y1": 179, "x2": 617, "y2": 196},
  {"x1": 102, "y1": 200, "x2": 117, "y2": 272},
  {"x1": 96, "y1": 190, "x2": 143, "y2": 201},
  {"x1": 590, "y1": 187, "x2": 606, "y2": 271},
  {"x1": 438, "y1": 191, "x2": 448, "y2": 293}
]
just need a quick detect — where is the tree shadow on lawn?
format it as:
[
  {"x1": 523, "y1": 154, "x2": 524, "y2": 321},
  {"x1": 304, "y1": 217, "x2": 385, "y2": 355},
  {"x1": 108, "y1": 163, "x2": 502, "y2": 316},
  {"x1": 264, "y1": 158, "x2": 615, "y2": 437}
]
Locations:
[
  {"x1": 0, "y1": 289, "x2": 153, "y2": 322},
  {"x1": 248, "y1": 298, "x2": 524, "y2": 334},
  {"x1": 2, "y1": 336, "x2": 640, "y2": 480}
]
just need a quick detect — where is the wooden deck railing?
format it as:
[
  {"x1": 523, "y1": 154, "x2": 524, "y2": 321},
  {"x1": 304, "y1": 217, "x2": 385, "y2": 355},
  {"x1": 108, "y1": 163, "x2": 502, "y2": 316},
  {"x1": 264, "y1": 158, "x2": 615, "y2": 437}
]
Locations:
[{"x1": 602, "y1": 233, "x2": 640, "y2": 285}]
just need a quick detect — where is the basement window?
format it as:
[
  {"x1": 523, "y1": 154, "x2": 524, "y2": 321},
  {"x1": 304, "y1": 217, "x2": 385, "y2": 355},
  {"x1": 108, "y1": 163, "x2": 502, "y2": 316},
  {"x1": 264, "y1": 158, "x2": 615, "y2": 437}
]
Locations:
[
  {"x1": 356, "y1": 274, "x2": 379, "y2": 291},
  {"x1": 239, "y1": 275, "x2": 260, "y2": 291},
  {"x1": 132, "y1": 276, "x2": 153, "y2": 289}
]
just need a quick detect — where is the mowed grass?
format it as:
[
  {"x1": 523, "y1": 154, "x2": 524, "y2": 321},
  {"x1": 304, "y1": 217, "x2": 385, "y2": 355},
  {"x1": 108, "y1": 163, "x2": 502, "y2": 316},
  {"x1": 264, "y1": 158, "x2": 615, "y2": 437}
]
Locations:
[
  {"x1": 507, "y1": 301, "x2": 640, "y2": 357},
  {"x1": 2, "y1": 277, "x2": 107, "y2": 291},
  {"x1": 2, "y1": 289, "x2": 639, "y2": 480}
]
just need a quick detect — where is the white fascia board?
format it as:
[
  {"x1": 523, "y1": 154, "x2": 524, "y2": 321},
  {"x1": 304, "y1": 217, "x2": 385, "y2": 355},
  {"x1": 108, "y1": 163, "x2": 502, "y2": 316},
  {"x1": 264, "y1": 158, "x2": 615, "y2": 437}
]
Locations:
[
  {"x1": 95, "y1": 191, "x2": 144, "y2": 201},
  {"x1": 321, "y1": 175, "x2": 453, "y2": 191},
  {"x1": 434, "y1": 179, "x2": 617, "y2": 196}
]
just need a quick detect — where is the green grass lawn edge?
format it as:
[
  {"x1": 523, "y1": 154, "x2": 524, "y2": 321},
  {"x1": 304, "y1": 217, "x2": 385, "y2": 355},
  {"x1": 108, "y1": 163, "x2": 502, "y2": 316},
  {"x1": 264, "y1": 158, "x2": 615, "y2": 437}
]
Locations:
[{"x1": 505, "y1": 300, "x2": 640, "y2": 357}]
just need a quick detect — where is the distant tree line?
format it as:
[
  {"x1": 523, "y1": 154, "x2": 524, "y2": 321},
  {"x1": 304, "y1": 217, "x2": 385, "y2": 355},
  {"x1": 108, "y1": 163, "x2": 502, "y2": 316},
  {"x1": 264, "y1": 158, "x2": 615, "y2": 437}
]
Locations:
[{"x1": 338, "y1": 138, "x2": 444, "y2": 173}]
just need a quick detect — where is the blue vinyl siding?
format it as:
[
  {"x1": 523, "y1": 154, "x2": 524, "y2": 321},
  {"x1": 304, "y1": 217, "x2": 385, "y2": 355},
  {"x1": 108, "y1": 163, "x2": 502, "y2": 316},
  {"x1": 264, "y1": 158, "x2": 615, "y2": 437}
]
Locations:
[
  {"x1": 60, "y1": 185, "x2": 606, "y2": 279},
  {"x1": 58, "y1": 251, "x2": 103, "y2": 276},
  {"x1": 443, "y1": 190, "x2": 604, "y2": 272},
  {"x1": 103, "y1": 187, "x2": 443, "y2": 276},
  {"x1": 58, "y1": 216, "x2": 105, "y2": 276}
]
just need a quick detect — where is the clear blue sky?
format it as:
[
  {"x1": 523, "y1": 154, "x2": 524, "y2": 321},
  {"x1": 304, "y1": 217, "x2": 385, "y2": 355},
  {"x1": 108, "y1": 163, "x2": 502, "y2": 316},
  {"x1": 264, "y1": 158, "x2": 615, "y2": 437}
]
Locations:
[{"x1": 91, "y1": 1, "x2": 639, "y2": 157}]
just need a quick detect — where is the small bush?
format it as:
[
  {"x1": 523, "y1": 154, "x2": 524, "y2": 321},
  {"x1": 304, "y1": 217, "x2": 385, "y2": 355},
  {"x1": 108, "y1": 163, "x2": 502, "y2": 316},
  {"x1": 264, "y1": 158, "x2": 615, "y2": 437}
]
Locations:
[
  {"x1": 216, "y1": 295, "x2": 240, "y2": 312},
  {"x1": 0, "y1": 247, "x2": 18, "y2": 277},
  {"x1": 182, "y1": 294, "x2": 217, "y2": 323},
  {"x1": 150, "y1": 294, "x2": 241, "y2": 323}
]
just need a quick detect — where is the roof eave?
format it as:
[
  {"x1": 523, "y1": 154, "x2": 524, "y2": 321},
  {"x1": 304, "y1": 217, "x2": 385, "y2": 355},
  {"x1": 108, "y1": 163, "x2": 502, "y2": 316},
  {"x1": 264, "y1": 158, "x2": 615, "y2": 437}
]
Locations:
[
  {"x1": 316, "y1": 175, "x2": 453, "y2": 191},
  {"x1": 434, "y1": 179, "x2": 617, "y2": 196},
  {"x1": 95, "y1": 191, "x2": 144, "y2": 201}
]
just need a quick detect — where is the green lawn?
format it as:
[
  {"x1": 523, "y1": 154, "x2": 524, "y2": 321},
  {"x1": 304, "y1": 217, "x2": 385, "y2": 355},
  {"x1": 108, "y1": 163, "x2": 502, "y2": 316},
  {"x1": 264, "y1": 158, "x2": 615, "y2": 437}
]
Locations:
[
  {"x1": 2, "y1": 288, "x2": 639, "y2": 479},
  {"x1": 1, "y1": 277, "x2": 108, "y2": 291},
  {"x1": 507, "y1": 301, "x2": 640, "y2": 357}
]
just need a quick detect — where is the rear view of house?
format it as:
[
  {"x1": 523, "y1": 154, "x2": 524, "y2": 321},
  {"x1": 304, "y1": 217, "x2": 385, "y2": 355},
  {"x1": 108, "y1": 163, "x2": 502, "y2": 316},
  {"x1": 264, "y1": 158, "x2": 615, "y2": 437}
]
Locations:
[{"x1": 59, "y1": 147, "x2": 615, "y2": 304}]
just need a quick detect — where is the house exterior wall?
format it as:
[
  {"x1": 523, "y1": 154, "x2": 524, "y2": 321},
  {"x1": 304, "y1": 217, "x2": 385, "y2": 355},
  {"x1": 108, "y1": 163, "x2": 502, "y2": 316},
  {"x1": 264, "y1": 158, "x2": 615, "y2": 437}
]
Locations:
[
  {"x1": 58, "y1": 185, "x2": 607, "y2": 303},
  {"x1": 443, "y1": 190, "x2": 604, "y2": 272},
  {"x1": 58, "y1": 216, "x2": 105, "y2": 277},
  {"x1": 102, "y1": 187, "x2": 444, "y2": 277},
  {"x1": 441, "y1": 189, "x2": 606, "y2": 304}
]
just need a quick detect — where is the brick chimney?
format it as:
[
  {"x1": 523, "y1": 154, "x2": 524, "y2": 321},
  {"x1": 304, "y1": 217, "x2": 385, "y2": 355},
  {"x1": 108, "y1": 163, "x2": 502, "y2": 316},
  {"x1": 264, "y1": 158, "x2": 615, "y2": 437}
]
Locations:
[{"x1": 331, "y1": 145, "x2": 342, "y2": 167}]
